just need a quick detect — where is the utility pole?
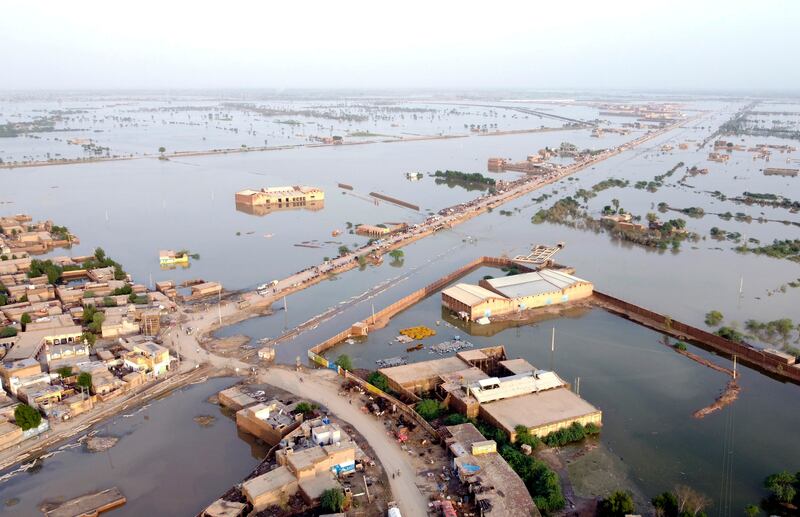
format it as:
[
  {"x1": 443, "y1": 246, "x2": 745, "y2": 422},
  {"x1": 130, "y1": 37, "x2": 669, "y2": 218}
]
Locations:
[
  {"x1": 733, "y1": 355, "x2": 737, "y2": 380},
  {"x1": 371, "y1": 303, "x2": 375, "y2": 325},
  {"x1": 217, "y1": 290, "x2": 222, "y2": 326},
  {"x1": 550, "y1": 327, "x2": 555, "y2": 372}
]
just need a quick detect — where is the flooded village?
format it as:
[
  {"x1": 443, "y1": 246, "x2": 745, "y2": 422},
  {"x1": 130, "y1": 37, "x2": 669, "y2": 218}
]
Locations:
[{"x1": 2, "y1": 90, "x2": 800, "y2": 516}]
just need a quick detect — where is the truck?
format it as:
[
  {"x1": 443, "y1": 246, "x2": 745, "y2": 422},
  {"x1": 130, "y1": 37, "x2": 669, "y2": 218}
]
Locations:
[{"x1": 387, "y1": 501, "x2": 401, "y2": 517}]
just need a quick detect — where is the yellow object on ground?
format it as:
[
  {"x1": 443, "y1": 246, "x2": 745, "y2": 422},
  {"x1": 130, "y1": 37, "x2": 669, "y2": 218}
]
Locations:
[{"x1": 399, "y1": 326, "x2": 436, "y2": 340}]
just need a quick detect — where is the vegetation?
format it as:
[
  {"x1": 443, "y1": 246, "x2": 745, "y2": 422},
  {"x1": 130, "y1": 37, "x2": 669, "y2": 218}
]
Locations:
[
  {"x1": 77, "y1": 372, "x2": 92, "y2": 391},
  {"x1": 433, "y1": 169, "x2": 496, "y2": 189},
  {"x1": 294, "y1": 402, "x2": 317, "y2": 415},
  {"x1": 744, "y1": 318, "x2": 797, "y2": 347},
  {"x1": 57, "y1": 366, "x2": 73, "y2": 378},
  {"x1": 388, "y1": 249, "x2": 404, "y2": 260},
  {"x1": 741, "y1": 239, "x2": 800, "y2": 262},
  {"x1": 716, "y1": 326, "x2": 745, "y2": 343},
  {"x1": 0, "y1": 326, "x2": 17, "y2": 338},
  {"x1": 415, "y1": 399, "x2": 443, "y2": 421},
  {"x1": 542, "y1": 422, "x2": 600, "y2": 447},
  {"x1": 334, "y1": 354, "x2": 353, "y2": 371},
  {"x1": 764, "y1": 470, "x2": 799, "y2": 506},
  {"x1": 705, "y1": 310, "x2": 724, "y2": 326},
  {"x1": 598, "y1": 490, "x2": 635, "y2": 517},
  {"x1": 14, "y1": 404, "x2": 42, "y2": 431},
  {"x1": 338, "y1": 245, "x2": 350, "y2": 256},
  {"x1": 366, "y1": 371, "x2": 389, "y2": 392},
  {"x1": 320, "y1": 488, "x2": 346, "y2": 513},
  {"x1": 80, "y1": 247, "x2": 127, "y2": 280},
  {"x1": 674, "y1": 341, "x2": 688, "y2": 351},
  {"x1": 501, "y1": 444, "x2": 565, "y2": 512},
  {"x1": 28, "y1": 259, "x2": 64, "y2": 284},
  {"x1": 652, "y1": 490, "x2": 679, "y2": 516},
  {"x1": 514, "y1": 425, "x2": 541, "y2": 449},
  {"x1": 20, "y1": 312, "x2": 31, "y2": 331},
  {"x1": 442, "y1": 413, "x2": 469, "y2": 426}
]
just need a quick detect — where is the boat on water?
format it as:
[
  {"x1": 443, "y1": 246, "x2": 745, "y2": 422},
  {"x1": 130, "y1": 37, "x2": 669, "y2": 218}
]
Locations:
[{"x1": 406, "y1": 343, "x2": 424, "y2": 352}]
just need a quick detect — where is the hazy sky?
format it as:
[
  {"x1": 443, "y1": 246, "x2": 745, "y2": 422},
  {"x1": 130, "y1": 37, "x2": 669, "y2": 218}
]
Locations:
[{"x1": 2, "y1": 0, "x2": 798, "y2": 91}]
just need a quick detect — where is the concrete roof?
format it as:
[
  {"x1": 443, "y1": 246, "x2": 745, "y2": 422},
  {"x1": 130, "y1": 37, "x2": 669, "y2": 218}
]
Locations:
[
  {"x1": 242, "y1": 465, "x2": 296, "y2": 497},
  {"x1": 486, "y1": 269, "x2": 589, "y2": 299},
  {"x1": 499, "y1": 358, "x2": 537, "y2": 376},
  {"x1": 442, "y1": 283, "x2": 505, "y2": 307},
  {"x1": 481, "y1": 387, "x2": 601, "y2": 433},
  {"x1": 298, "y1": 473, "x2": 340, "y2": 501},
  {"x1": 380, "y1": 356, "x2": 468, "y2": 386},
  {"x1": 6, "y1": 324, "x2": 83, "y2": 361},
  {"x1": 203, "y1": 499, "x2": 246, "y2": 517}
]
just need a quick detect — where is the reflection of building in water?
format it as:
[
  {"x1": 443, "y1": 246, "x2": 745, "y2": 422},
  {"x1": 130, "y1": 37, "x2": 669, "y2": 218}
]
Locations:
[
  {"x1": 235, "y1": 186, "x2": 324, "y2": 209},
  {"x1": 235, "y1": 199, "x2": 324, "y2": 216},
  {"x1": 160, "y1": 261, "x2": 191, "y2": 271}
]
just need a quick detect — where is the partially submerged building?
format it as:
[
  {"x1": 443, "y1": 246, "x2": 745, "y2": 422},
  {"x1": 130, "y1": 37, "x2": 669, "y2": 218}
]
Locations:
[
  {"x1": 236, "y1": 400, "x2": 302, "y2": 445},
  {"x1": 235, "y1": 186, "x2": 325, "y2": 215},
  {"x1": 442, "y1": 269, "x2": 593, "y2": 322}
]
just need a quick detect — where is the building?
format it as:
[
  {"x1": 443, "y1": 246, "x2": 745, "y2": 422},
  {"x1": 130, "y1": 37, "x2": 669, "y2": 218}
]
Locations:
[
  {"x1": 355, "y1": 223, "x2": 406, "y2": 238},
  {"x1": 442, "y1": 269, "x2": 593, "y2": 322},
  {"x1": 5, "y1": 316, "x2": 83, "y2": 361},
  {"x1": 140, "y1": 309, "x2": 161, "y2": 336},
  {"x1": 123, "y1": 342, "x2": 171, "y2": 376},
  {"x1": 236, "y1": 400, "x2": 302, "y2": 445},
  {"x1": 444, "y1": 423, "x2": 540, "y2": 517},
  {"x1": 235, "y1": 186, "x2": 324, "y2": 210},
  {"x1": 101, "y1": 313, "x2": 140, "y2": 339},
  {"x1": 381, "y1": 347, "x2": 601, "y2": 441},
  {"x1": 159, "y1": 250, "x2": 189, "y2": 266},
  {"x1": 442, "y1": 283, "x2": 514, "y2": 322}
]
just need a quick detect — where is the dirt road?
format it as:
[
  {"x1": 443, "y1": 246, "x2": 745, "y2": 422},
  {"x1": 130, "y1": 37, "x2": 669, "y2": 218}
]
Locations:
[{"x1": 259, "y1": 368, "x2": 430, "y2": 516}]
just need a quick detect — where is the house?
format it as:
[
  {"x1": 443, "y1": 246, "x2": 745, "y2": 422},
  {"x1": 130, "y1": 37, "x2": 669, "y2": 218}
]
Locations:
[
  {"x1": 123, "y1": 342, "x2": 171, "y2": 376},
  {"x1": 236, "y1": 400, "x2": 302, "y2": 445}
]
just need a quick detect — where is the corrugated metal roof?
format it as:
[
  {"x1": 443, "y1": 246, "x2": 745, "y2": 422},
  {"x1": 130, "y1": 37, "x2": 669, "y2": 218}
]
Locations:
[
  {"x1": 486, "y1": 269, "x2": 588, "y2": 299},
  {"x1": 442, "y1": 283, "x2": 502, "y2": 307}
]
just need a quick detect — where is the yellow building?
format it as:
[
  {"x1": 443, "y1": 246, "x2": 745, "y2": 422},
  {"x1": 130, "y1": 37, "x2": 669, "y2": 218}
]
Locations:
[{"x1": 159, "y1": 250, "x2": 189, "y2": 266}]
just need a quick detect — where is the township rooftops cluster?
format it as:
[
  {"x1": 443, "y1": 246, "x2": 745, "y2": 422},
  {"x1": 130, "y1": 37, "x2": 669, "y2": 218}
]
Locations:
[{"x1": 0, "y1": 214, "x2": 79, "y2": 257}]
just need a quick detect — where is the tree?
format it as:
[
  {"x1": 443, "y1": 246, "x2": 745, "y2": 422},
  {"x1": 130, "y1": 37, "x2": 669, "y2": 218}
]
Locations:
[
  {"x1": 0, "y1": 326, "x2": 17, "y2": 338},
  {"x1": 415, "y1": 399, "x2": 442, "y2": 421},
  {"x1": 389, "y1": 249, "x2": 404, "y2": 260},
  {"x1": 647, "y1": 212, "x2": 659, "y2": 223},
  {"x1": 158, "y1": 146, "x2": 166, "y2": 155},
  {"x1": 705, "y1": 310, "x2": 724, "y2": 327},
  {"x1": 77, "y1": 372, "x2": 93, "y2": 392},
  {"x1": 94, "y1": 247, "x2": 106, "y2": 262},
  {"x1": 320, "y1": 488, "x2": 346, "y2": 513},
  {"x1": 82, "y1": 331, "x2": 96, "y2": 346},
  {"x1": 515, "y1": 425, "x2": 540, "y2": 449},
  {"x1": 57, "y1": 366, "x2": 73, "y2": 378},
  {"x1": 20, "y1": 312, "x2": 31, "y2": 331},
  {"x1": 744, "y1": 504, "x2": 760, "y2": 517},
  {"x1": 598, "y1": 490, "x2": 634, "y2": 517},
  {"x1": 88, "y1": 312, "x2": 105, "y2": 333},
  {"x1": 334, "y1": 354, "x2": 353, "y2": 371},
  {"x1": 14, "y1": 404, "x2": 42, "y2": 431},
  {"x1": 367, "y1": 371, "x2": 389, "y2": 392},
  {"x1": 338, "y1": 245, "x2": 350, "y2": 256},
  {"x1": 652, "y1": 491, "x2": 679, "y2": 517},
  {"x1": 295, "y1": 402, "x2": 316, "y2": 415},
  {"x1": 764, "y1": 471, "x2": 797, "y2": 504},
  {"x1": 675, "y1": 485, "x2": 711, "y2": 516}
]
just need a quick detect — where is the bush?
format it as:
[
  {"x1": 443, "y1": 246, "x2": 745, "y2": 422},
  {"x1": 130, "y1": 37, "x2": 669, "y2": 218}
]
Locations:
[
  {"x1": 443, "y1": 413, "x2": 469, "y2": 426},
  {"x1": 500, "y1": 444, "x2": 564, "y2": 512},
  {"x1": 652, "y1": 491, "x2": 678, "y2": 517},
  {"x1": 675, "y1": 341, "x2": 688, "y2": 351},
  {"x1": 598, "y1": 490, "x2": 635, "y2": 517},
  {"x1": 415, "y1": 399, "x2": 442, "y2": 421},
  {"x1": 705, "y1": 310, "x2": 724, "y2": 326},
  {"x1": 57, "y1": 366, "x2": 73, "y2": 378},
  {"x1": 334, "y1": 354, "x2": 353, "y2": 371},
  {"x1": 543, "y1": 422, "x2": 598, "y2": 447},
  {"x1": 320, "y1": 488, "x2": 346, "y2": 513},
  {"x1": 0, "y1": 326, "x2": 18, "y2": 338},
  {"x1": 295, "y1": 402, "x2": 316, "y2": 415},
  {"x1": 515, "y1": 425, "x2": 540, "y2": 449},
  {"x1": 367, "y1": 371, "x2": 389, "y2": 392},
  {"x1": 716, "y1": 326, "x2": 745, "y2": 343},
  {"x1": 14, "y1": 404, "x2": 42, "y2": 431}
]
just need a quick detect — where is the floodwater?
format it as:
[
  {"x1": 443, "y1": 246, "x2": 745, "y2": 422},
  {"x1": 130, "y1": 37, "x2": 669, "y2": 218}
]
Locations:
[
  {"x1": 2, "y1": 95, "x2": 800, "y2": 510},
  {"x1": 0, "y1": 377, "x2": 264, "y2": 516}
]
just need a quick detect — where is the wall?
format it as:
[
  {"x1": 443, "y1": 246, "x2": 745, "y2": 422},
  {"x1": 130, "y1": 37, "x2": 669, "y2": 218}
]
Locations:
[{"x1": 594, "y1": 291, "x2": 800, "y2": 384}]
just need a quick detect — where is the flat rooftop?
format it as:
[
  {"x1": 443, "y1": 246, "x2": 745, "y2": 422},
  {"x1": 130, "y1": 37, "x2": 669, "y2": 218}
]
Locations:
[
  {"x1": 446, "y1": 423, "x2": 539, "y2": 517},
  {"x1": 242, "y1": 465, "x2": 296, "y2": 497},
  {"x1": 380, "y1": 355, "x2": 468, "y2": 386},
  {"x1": 485, "y1": 269, "x2": 589, "y2": 299},
  {"x1": 499, "y1": 358, "x2": 536, "y2": 375},
  {"x1": 481, "y1": 387, "x2": 601, "y2": 433}
]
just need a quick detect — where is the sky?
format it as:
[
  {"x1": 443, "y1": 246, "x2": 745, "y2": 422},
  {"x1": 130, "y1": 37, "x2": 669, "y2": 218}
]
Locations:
[{"x1": 2, "y1": 0, "x2": 799, "y2": 92}]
